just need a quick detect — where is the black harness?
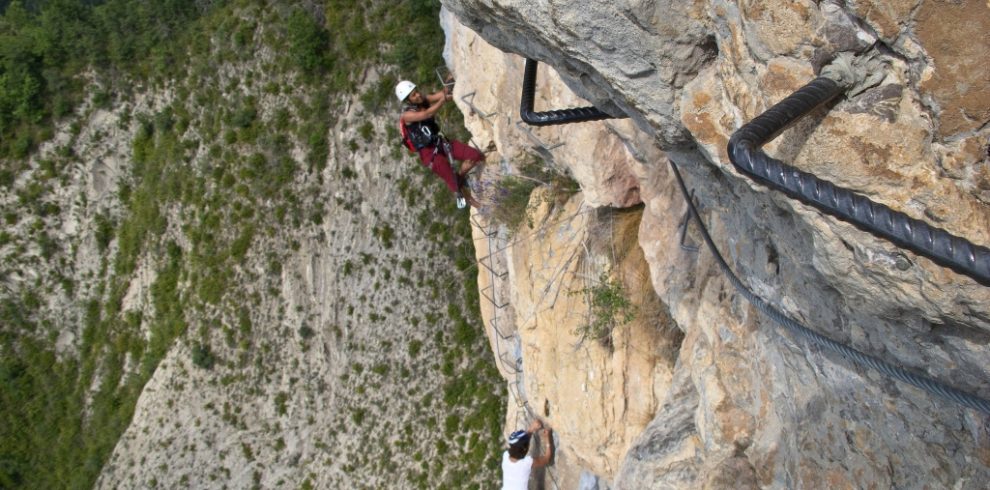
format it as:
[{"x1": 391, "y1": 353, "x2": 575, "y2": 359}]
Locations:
[{"x1": 401, "y1": 104, "x2": 441, "y2": 151}]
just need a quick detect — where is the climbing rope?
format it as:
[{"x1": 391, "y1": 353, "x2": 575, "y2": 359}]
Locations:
[{"x1": 669, "y1": 160, "x2": 990, "y2": 415}]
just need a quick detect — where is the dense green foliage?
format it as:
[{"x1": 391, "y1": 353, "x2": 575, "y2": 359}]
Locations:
[
  {"x1": 0, "y1": 2, "x2": 198, "y2": 474},
  {"x1": 0, "y1": 0, "x2": 443, "y2": 161},
  {"x1": 0, "y1": 98, "x2": 197, "y2": 490},
  {"x1": 0, "y1": 0, "x2": 208, "y2": 159},
  {"x1": 0, "y1": 0, "x2": 503, "y2": 488}
]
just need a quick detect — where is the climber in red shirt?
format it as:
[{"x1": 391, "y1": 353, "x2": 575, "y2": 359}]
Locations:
[{"x1": 396, "y1": 78, "x2": 483, "y2": 209}]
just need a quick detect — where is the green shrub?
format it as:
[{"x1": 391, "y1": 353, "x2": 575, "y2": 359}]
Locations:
[
  {"x1": 489, "y1": 156, "x2": 577, "y2": 233},
  {"x1": 374, "y1": 224, "x2": 395, "y2": 248},
  {"x1": 303, "y1": 121, "x2": 329, "y2": 172},
  {"x1": 285, "y1": 9, "x2": 331, "y2": 78},
  {"x1": 351, "y1": 407, "x2": 367, "y2": 425},
  {"x1": 275, "y1": 392, "x2": 289, "y2": 415},
  {"x1": 230, "y1": 225, "x2": 254, "y2": 261},
  {"x1": 371, "y1": 363, "x2": 388, "y2": 376},
  {"x1": 407, "y1": 339, "x2": 423, "y2": 357},
  {"x1": 191, "y1": 342, "x2": 216, "y2": 370},
  {"x1": 357, "y1": 121, "x2": 375, "y2": 140},
  {"x1": 360, "y1": 75, "x2": 397, "y2": 112},
  {"x1": 228, "y1": 103, "x2": 257, "y2": 129},
  {"x1": 570, "y1": 272, "x2": 636, "y2": 346},
  {"x1": 93, "y1": 212, "x2": 116, "y2": 251}
]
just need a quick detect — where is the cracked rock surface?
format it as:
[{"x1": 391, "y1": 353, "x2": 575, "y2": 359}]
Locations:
[{"x1": 444, "y1": 1, "x2": 990, "y2": 488}]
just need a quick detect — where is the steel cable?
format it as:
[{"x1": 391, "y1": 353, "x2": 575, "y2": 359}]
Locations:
[
  {"x1": 515, "y1": 56, "x2": 990, "y2": 420},
  {"x1": 670, "y1": 160, "x2": 990, "y2": 415}
]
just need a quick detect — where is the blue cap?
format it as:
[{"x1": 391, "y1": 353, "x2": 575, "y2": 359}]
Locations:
[{"x1": 508, "y1": 430, "x2": 530, "y2": 447}]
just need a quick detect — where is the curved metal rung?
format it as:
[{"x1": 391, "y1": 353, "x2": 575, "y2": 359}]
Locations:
[
  {"x1": 481, "y1": 284, "x2": 510, "y2": 310},
  {"x1": 491, "y1": 316, "x2": 517, "y2": 340},
  {"x1": 727, "y1": 76, "x2": 990, "y2": 286},
  {"x1": 435, "y1": 66, "x2": 455, "y2": 87},
  {"x1": 480, "y1": 258, "x2": 508, "y2": 278},
  {"x1": 478, "y1": 253, "x2": 508, "y2": 278},
  {"x1": 470, "y1": 214, "x2": 497, "y2": 237},
  {"x1": 498, "y1": 349, "x2": 522, "y2": 374},
  {"x1": 520, "y1": 58, "x2": 623, "y2": 126}
]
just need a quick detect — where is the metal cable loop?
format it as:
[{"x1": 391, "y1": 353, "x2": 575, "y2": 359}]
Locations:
[
  {"x1": 728, "y1": 77, "x2": 990, "y2": 286},
  {"x1": 520, "y1": 59, "x2": 622, "y2": 126},
  {"x1": 670, "y1": 160, "x2": 990, "y2": 415}
]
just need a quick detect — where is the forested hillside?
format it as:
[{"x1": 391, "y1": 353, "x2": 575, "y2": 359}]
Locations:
[{"x1": 0, "y1": 1, "x2": 504, "y2": 488}]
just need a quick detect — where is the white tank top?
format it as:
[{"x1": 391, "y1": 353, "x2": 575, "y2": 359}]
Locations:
[{"x1": 501, "y1": 451, "x2": 533, "y2": 490}]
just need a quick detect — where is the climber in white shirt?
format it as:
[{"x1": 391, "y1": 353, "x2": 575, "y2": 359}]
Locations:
[{"x1": 502, "y1": 419, "x2": 553, "y2": 490}]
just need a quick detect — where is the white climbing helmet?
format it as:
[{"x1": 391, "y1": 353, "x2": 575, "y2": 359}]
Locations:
[{"x1": 395, "y1": 80, "x2": 416, "y2": 102}]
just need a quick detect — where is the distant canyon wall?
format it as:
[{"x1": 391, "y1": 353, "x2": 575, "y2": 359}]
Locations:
[{"x1": 444, "y1": 1, "x2": 990, "y2": 488}]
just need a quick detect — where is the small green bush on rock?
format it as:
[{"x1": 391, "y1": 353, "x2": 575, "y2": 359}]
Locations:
[
  {"x1": 571, "y1": 272, "x2": 636, "y2": 347},
  {"x1": 191, "y1": 342, "x2": 216, "y2": 370}
]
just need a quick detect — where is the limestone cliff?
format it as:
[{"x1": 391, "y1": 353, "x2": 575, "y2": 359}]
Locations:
[{"x1": 444, "y1": 1, "x2": 990, "y2": 488}]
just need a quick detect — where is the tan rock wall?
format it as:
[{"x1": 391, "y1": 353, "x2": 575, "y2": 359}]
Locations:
[
  {"x1": 447, "y1": 1, "x2": 990, "y2": 488},
  {"x1": 507, "y1": 189, "x2": 679, "y2": 481}
]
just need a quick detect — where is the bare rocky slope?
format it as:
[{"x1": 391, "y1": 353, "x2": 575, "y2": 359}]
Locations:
[{"x1": 442, "y1": 1, "x2": 990, "y2": 488}]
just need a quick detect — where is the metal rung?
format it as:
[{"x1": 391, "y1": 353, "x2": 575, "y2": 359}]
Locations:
[
  {"x1": 515, "y1": 120, "x2": 565, "y2": 151},
  {"x1": 478, "y1": 254, "x2": 508, "y2": 278},
  {"x1": 481, "y1": 283, "x2": 510, "y2": 309},
  {"x1": 498, "y1": 350, "x2": 522, "y2": 374},
  {"x1": 491, "y1": 316, "x2": 516, "y2": 340},
  {"x1": 435, "y1": 67, "x2": 455, "y2": 88},
  {"x1": 461, "y1": 91, "x2": 496, "y2": 119},
  {"x1": 470, "y1": 215, "x2": 497, "y2": 236}
]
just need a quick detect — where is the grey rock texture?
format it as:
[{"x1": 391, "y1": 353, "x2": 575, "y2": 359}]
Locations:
[
  {"x1": 444, "y1": 0, "x2": 715, "y2": 147},
  {"x1": 443, "y1": 0, "x2": 990, "y2": 488}
]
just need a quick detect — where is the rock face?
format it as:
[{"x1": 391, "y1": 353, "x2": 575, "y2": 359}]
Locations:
[
  {"x1": 507, "y1": 192, "x2": 681, "y2": 484},
  {"x1": 444, "y1": 1, "x2": 990, "y2": 488}
]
